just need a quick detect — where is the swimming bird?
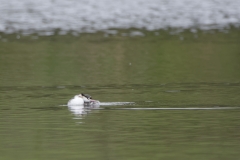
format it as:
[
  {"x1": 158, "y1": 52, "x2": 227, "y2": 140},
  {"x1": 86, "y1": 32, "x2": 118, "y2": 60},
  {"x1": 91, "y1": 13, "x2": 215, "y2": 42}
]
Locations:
[{"x1": 67, "y1": 93, "x2": 99, "y2": 106}]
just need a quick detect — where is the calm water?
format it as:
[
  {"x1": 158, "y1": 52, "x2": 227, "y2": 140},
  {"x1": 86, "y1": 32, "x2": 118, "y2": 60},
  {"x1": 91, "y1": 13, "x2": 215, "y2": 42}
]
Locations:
[{"x1": 0, "y1": 30, "x2": 240, "y2": 160}]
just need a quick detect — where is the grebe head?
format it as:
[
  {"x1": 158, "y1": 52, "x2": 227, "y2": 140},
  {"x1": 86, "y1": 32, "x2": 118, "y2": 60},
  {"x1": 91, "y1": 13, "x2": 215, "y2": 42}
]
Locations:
[
  {"x1": 81, "y1": 93, "x2": 97, "y2": 103},
  {"x1": 82, "y1": 93, "x2": 92, "y2": 99}
]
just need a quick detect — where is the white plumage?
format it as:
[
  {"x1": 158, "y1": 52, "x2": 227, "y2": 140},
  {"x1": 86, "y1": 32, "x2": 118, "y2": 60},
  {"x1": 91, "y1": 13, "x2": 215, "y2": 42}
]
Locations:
[
  {"x1": 67, "y1": 94, "x2": 100, "y2": 106},
  {"x1": 67, "y1": 95, "x2": 85, "y2": 106}
]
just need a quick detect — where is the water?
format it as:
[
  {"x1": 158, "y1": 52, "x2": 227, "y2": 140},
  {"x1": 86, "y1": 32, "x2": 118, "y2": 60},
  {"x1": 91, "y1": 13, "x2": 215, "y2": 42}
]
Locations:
[
  {"x1": 0, "y1": 30, "x2": 240, "y2": 159},
  {"x1": 1, "y1": 0, "x2": 240, "y2": 34}
]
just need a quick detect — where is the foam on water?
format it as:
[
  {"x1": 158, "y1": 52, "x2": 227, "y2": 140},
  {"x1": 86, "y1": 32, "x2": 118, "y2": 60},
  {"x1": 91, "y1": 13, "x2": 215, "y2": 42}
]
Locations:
[{"x1": 0, "y1": 0, "x2": 240, "y2": 34}]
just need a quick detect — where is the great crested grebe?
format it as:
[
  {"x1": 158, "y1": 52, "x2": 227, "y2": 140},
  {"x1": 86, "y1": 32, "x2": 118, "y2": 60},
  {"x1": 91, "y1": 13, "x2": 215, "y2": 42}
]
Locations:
[{"x1": 67, "y1": 93, "x2": 99, "y2": 106}]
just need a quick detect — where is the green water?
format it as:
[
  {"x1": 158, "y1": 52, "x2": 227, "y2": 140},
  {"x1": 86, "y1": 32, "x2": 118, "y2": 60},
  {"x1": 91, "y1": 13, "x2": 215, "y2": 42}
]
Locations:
[{"x1": 0, "y1": 29, "x2": 240, "y2": 160}]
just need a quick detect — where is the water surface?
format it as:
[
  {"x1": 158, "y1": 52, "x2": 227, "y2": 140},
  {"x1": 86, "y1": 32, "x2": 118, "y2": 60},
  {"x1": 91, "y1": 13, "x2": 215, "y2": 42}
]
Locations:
[
  {"x1": 0, "y1": 30, "x2": 240, "y2": 159},
  {"x1": 1, "y1": 0, "x2": 240, "y2": 33}
]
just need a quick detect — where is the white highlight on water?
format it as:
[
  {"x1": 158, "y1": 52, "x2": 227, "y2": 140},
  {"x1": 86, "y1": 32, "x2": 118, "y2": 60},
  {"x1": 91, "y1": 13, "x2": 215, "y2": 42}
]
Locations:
[
  {"x1": 112, "y1": 107, "x2": 239, "y2": 110},
  {"x1": 100, "y1": 102, "x2": 135, "y2": 106},
  {"x1": 1, "y1": 0, "x2": 240, "y2": 34}
]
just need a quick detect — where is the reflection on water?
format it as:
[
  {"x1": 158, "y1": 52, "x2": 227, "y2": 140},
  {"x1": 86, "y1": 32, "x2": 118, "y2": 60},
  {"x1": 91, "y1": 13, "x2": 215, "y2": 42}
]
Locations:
[
  {"x1": 68, "y1": 102, "x2": 133, "y2": 117},
  {"x1": 0, "y1": 83, "x2": 239, "y2": 159},
  {"x1": 68, "y1": 105, "x2": 87, "y2": 116},
  {"x1": 0, "y1": 30, "x2": 240, "y2": 159},
  {"x1": 68, "y1": 105, "x2": 100, "y2": 116}
]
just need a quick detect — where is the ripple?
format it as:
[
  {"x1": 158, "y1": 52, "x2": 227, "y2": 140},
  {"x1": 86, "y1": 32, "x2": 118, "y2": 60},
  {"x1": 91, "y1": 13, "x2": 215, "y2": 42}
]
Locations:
[
  {"x1": 109, "y1": 107, "x2": 240, "y2": 110},
  {"x1": 100, "y1": 102, "x2": 135, "y2": 106}
]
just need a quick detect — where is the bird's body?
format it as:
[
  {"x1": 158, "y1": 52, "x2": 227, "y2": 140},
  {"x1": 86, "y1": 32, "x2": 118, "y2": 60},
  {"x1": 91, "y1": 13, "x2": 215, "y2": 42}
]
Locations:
[
  {"x1": 67, "y1": 93, "x2": 100, "y2": 106},
  {"x1": 67, "y1": 95, "x2": 85, "y2": 106}
]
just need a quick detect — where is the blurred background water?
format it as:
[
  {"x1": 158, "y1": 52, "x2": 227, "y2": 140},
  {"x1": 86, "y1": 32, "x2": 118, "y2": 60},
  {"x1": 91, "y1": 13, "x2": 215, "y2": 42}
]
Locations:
[
  {"x1": 0, "y1": 1, "x2": 240, "y2": 160},
  {"x1": 1, "y1": 0, "x2": 240, "y2": 34}
]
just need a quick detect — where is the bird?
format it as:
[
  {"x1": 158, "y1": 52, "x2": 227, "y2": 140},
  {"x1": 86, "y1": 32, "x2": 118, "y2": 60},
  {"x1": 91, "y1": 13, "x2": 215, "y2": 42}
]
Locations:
[{"x1": 67, "y1": 93, "x2": 99, "y2": 106}]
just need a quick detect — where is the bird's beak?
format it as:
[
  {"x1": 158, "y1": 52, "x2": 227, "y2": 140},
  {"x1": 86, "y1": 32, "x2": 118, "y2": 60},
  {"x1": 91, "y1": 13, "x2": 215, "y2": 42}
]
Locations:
[{"x1": 90, "y1": 99, "x2": 97, "y2": 102}]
